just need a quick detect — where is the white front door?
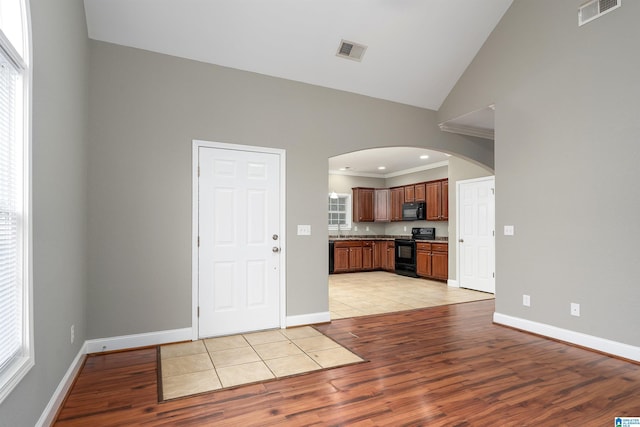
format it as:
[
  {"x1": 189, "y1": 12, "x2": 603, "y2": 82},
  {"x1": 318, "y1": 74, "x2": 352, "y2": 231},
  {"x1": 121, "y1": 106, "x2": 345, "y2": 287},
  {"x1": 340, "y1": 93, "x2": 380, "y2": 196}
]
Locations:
[
  {"x1": 197, "y1": 144, "x2": 282, "y2": 338},
  {"x1": 458, "y1": 177, "x2": 495, "y2": 294}
]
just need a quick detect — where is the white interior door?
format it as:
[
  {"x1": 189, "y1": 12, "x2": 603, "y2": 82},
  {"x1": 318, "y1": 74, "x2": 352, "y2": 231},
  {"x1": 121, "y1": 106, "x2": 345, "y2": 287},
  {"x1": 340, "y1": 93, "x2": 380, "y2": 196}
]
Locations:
[
  {"x1": 458, "y1": 177, "x2": 495, "y2": 294},
  {"x1": 197, "y1": 145, "x2": 282, "y2": 338}
]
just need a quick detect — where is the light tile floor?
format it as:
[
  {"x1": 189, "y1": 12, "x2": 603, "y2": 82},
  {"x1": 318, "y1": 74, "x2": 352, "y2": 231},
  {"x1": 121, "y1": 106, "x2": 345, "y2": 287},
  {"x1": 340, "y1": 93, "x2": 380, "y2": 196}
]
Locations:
[
  {"x1": 330, "y1": 271, "x2": 494, "y2": 319},
  {"x1": 160, "y1": 326, "x2": 363, "y2": 400}
]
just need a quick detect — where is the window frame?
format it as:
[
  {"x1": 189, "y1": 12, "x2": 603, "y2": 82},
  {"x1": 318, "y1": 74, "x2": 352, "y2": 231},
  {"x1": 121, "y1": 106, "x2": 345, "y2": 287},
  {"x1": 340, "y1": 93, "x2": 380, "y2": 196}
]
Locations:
[
  {"x1": 0, "y1": 0, "x2": 33, "y2": 404},
  {"x1": 328, "y1": 193, "x2": 352, "y2": 232}
]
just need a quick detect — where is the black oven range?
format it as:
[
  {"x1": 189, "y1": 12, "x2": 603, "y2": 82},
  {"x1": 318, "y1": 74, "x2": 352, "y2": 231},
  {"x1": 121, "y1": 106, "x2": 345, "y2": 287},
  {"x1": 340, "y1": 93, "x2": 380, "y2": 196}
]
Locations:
[{"x1": 394, "y1": 227, "x2": 436, "y2": 277}]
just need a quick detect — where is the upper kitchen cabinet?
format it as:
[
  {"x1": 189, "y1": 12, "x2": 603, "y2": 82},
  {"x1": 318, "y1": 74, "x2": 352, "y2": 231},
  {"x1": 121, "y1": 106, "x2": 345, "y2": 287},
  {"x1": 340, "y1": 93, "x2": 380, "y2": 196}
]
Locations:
[
  {"x1": 414, "y1": 183, "x2": 426, "y2": 202},
  {"x1": 374, "y1": 189, "x2": 390, "y2": 222},
  {"x1": 426, "y1": 179, "x2": 448, "y2": 221},
  {"x1": 390, "y1": 187, "x2": 404, "y2": 221},
  {"x1": 352, "y1": 187, "x2": 374, "y2": 222},
  {"x1": 404, "y1": 185, "x2": 415, "y2": 203}
]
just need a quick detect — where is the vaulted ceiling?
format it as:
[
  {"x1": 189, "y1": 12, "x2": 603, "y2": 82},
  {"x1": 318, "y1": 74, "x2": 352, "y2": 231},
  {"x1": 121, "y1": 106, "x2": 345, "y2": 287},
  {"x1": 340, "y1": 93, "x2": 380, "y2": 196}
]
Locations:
[{"x1": 83, "y1": 0, "x2": 512, "y2": 111}]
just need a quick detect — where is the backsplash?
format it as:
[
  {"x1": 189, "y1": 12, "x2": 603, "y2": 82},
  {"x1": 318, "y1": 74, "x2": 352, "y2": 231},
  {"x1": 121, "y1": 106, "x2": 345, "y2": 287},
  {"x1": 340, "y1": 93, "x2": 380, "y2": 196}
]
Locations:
[{"x1": 332, "y1": 220, "x2": 448, "y2": 239}]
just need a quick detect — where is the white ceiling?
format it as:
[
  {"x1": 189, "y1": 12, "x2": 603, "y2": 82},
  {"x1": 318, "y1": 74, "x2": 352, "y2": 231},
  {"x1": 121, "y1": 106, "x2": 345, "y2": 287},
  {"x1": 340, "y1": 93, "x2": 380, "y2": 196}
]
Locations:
[
  {"x1": 329, "y1": 147, "x2": 450, "y2": 177},
  {"x1": 83, "y1": 0, "x2": 512, "y2": 110}
]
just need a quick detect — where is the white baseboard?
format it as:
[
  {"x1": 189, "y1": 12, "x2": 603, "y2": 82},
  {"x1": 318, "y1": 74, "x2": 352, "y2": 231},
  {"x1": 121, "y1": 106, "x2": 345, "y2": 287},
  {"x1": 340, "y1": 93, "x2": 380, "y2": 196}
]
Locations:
[
  {"x1": 85, "y1": 327, "x2": 193, "y2": 354},
  {"x1": 493, "y1": 312, "x2": 640, "y2": 362},
  {"x1": 38, "y1": 327, "x2": 193, "y2": 425},
  {"x1": 447, "y1": 279, "x2": 459, "y2": 288},
  {"x1": 36, "y1": 343, "x2": 87, "y2": 427},
  {"x1": 286, "y1": 311, "x2": 331, "y2": 328}
]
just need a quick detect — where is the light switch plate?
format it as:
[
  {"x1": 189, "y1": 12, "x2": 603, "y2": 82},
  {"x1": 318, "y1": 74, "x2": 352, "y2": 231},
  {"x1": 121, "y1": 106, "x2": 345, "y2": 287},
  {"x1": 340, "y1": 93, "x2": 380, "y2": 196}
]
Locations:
[
  {"x1": 504, "y1": 225, "x2": 515, "y2": 236},
  {"x1": 571, "y1": 303, "x2": 580, "y2": 317},
  {"x1": 297, "y1": 225, "x2": 311, "y2": 236}
]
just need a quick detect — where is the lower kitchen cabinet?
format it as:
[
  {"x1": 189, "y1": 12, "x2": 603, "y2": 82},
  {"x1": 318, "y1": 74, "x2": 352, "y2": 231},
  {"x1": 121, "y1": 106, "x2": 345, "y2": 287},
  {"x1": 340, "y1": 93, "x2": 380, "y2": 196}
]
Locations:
[
  {"x1": 416, "y1": 242, "x2": 448, "y2": 281},
  {"x1": 333, "y1": 240, "x2": 394, "y2": 273},
  {"x1": 362, "y1": 241, "x2": 373, "y2": 270}
]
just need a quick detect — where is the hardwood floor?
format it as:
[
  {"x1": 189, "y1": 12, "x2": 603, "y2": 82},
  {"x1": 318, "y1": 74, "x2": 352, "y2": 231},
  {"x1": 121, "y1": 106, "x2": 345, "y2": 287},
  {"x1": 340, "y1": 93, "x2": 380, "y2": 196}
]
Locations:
[{"x1": 55, "y1": 300, "x2": 640, "y2": 426}]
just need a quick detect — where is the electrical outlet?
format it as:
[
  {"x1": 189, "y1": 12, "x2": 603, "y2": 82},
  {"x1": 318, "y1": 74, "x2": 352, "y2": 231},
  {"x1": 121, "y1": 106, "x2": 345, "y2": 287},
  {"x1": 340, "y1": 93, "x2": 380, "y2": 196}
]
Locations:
[
  {"x1": 571, "y1": 303, "x2": 580, "y2": 317},
  {"x1": 523, "y1": 295, "x2": 531, "y2": 307},
  {"x1": 365, "y1": 226, "x2": 369, "y2": 231},
  {"x1": 403, "y1": 226, "x2": 407, "y2": 232},
  {"x1": 504, "y1": 225, "x2": 515, "y2": 236},
  {"x1": 354, "y1": 225, "x2": 358, "y2": 231},
  {"x1": 70, "y1": 324, "x2": 75, "y2": 344}
]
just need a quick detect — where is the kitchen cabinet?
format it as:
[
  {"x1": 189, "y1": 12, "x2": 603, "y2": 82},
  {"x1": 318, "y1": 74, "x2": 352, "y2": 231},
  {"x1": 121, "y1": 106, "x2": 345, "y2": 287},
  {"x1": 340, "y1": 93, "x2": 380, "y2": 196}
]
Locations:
[
  {"x1": 334, "y1": 246, "x2": 351, "y2": 273},
  {"x1": 334, "y1": 241, "x2": 363, "y2": 272},
  {"x1": 416, "y1": 242, "x2": 448, "y2": 280},
  {"x1": 374, "y1": 189, "x2": 391, "y2": 222},
  {"x1": 414, "y1": 183, "x2": 426, "y2": 202},
  {"x1": 404, "y1": 185, "x2": 415, "y2": 203},
  {"x1": 352, "y1": 187, "x2": 374, "y2": 222},
  {"x1": 426, "y1": 179, "x2": 448, "y2": 221},
  {"x1": 373, "y1": 241, "x2": 384, "y2": 269},
  {"x1": 385, "y1": 241, "x2": 395, "y2": 271},
  {"x1": 390, "y1": 187, "x2": 404, "y2": 221},
  {"x1": 362, "y1": 241, "x2": 373, "y2": 270}
]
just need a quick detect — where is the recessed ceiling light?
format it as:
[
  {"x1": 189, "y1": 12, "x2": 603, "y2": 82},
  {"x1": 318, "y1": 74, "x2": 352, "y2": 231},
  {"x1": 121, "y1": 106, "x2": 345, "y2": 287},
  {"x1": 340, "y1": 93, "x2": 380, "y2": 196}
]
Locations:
[
  {"x1": 339, "y1": 167, "x2": 346, "y2": 171},
  {"x1": 420, "y1": 155, "x2": 429, "y2": 159},
  {"x1": 445, "y1": 154, "x2": 452, "y2": 157},
  {"x1": 378, "y1": 166, "x2": 386, "y2": 170}
]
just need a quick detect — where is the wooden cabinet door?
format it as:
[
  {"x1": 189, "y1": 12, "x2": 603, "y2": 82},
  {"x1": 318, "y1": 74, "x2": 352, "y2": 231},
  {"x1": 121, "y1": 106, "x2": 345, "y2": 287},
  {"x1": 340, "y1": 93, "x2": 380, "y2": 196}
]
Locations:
[
  {"x1": 373, "y1": 241, "x2": 384, "y2": 269},
  {"x1": 352, "y1": 188, "x2": 374, "y2": 222},
  {"x1": 414, "y1": 183, "x2": 426, "y2": 202},
  {"x1": 416, "y1": 250, "x2": 431, "y2": 277},
  {"x1": 349, "y1": 246, "x2": 363, "y2": 271},
  {"x1": 426, "y1": 181, "x2": 441, "y2": 221},
  {"x1": 440, "y1": 179, "x2": 448, "y2": 220},
  {"x1": 334, "y1": 247, "x2": 350, "y2": 273},
  {"x1": 431, "y1": 252, "x2": 448, "y2": 280},
  {"x1": 386, "y1": 244, "x2": 395, "y2": 271},
  {"x1": 374, "y1": 189, "x2": 390, "y2": 222},
  {"x1": 362, "y1": 243, "x2": 373, "y2": 270},
  {"x1": 404, "y1": 185, "x2": 415, "y2": 202},
  {"x1": 390, "y1": 187, "x2": 404, "y2": 221}
]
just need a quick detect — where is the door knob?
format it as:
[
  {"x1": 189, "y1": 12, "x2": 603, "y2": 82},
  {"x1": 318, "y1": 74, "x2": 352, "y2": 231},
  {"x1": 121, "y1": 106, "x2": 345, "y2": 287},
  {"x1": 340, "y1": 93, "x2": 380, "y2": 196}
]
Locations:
[
  {"x1": 272, "y1": 247, "x2": 280, "y2": 253},
  {"x1": 459, "y1": 239, "x2": 464, "y2": 243},
  {"x1": 272, "y1": 234, "x2": 279, "y2": 240}
]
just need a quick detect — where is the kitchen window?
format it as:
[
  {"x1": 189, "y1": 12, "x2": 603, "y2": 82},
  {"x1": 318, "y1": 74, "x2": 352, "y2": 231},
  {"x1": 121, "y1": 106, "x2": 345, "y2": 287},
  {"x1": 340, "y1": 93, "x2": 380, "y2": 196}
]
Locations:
[
  {"x1": 328, "y1": 193, "x2": 351, "y2": 231},
  {"x1": 0, "y1": 0, "x2": 32, "y2": 404}
]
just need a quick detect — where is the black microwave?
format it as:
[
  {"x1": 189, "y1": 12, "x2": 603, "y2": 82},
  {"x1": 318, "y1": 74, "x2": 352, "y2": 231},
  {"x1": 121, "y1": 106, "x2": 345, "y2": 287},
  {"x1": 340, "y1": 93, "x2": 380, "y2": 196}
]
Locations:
[{"x1": 402, "y1": 202, "x2": 426, "y2": 221}]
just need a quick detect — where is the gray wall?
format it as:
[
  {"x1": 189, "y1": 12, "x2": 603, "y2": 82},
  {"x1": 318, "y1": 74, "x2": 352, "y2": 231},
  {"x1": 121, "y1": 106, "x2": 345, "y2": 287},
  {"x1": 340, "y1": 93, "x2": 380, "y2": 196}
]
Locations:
[
  {"x1": 0, "y1": 0, "x2": 89, "y2": 425},
  {"x1": 87, "y1": 40, "x2": 494, "y2": 338},
  {"x1": 439, "y1": 0, "x2": 640, "y2": 346}
]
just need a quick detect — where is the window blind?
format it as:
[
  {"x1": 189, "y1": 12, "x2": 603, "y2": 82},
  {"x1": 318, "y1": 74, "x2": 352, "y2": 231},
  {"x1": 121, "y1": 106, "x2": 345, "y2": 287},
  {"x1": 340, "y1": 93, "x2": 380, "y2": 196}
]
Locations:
[{"x1": 0, "y1": 54, "x2": 21, "y2": 372}]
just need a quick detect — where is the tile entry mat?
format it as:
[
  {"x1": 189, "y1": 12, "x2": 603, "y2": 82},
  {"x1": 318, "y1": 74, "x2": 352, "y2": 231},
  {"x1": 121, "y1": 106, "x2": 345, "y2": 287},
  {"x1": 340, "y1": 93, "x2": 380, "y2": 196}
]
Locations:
[{"x1": 158, "y1": 326, "x2": 365, "y2": 401}]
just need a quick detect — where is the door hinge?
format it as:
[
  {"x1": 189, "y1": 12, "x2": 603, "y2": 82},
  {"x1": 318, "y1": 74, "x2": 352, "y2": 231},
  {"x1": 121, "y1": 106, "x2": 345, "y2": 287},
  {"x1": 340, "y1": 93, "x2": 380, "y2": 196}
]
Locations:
[
  {"x1": 493, "y1": 230, "x2": 495, "y2": 237},
  {"x1": 198, "y1": 165, "x2": 200, "y2": 177},
  {"x1": 493, "y1": 272, "x2": 495, "y2": 278},
  {"x1": 197, "y1": 306, "x2": 200, "y2": 317},
  {"x1": 491, "y1": 187, "x2": 495, "y2": 195},
  {"x1": 198, "y1": 236, "x2": 200, "y2": 247}
]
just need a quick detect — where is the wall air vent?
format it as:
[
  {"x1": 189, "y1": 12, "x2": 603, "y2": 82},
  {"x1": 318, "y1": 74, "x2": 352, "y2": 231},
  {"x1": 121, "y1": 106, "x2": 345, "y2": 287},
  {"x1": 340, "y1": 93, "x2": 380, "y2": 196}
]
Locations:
[
  {"x1": 579, "y1": 0, "x2": 621, "y2": 26},
  {"x1": 336, "y1": 40, "x2": 367, "y2": 62}
]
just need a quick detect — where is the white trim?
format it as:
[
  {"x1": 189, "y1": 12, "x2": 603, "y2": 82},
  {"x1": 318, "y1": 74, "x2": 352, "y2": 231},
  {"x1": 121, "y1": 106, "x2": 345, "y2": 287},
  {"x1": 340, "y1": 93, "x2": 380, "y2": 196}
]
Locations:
[
  {"x1": 286, "y1": 311, "x2": 331, "y2": 328},
  {"x1": 35, "y1": 343, "x2": 86, "y2": 427},
  {"x1": 439, "y1": 123, "x2": 494, "y2": 140},
  {"x1": 447, "y1": 279, "x2": 459, "y2": 288},
  {"x1": 329, "y1": 160, "x2": 449, "y2": 179},
  {"x1": 191, "y1": 140, "x2": 287, "y2": 340},
  {"x1": 84, "y1": 328, "x2": 192, "y2": 354},
  {"x1": 493, "y1": 312, "x2": 640, "y2": 362}
]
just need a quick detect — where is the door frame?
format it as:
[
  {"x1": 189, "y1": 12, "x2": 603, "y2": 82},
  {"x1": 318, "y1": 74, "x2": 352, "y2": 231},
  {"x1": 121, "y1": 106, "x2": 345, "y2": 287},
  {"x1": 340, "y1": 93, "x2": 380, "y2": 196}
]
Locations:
[
  {"x1": 455, "y1": 175, "x2": 495, "y2": 294},
  {"x1": 191, "y1": 140, "x2": 287, "y2": 340}
]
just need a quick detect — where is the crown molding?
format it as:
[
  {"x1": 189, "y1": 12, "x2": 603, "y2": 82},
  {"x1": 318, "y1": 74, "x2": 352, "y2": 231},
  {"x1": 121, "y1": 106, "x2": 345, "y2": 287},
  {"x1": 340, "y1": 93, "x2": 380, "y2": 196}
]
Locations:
[{"x1": 438, "y1": 123, "x2": 494, "y2": 140}]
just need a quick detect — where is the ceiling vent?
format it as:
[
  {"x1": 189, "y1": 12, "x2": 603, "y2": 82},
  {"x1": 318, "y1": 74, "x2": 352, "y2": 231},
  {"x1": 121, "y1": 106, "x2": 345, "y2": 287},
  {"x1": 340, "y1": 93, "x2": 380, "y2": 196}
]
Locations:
[
  {"x1": 579, "y1": 0, "x2": 621, "y2": 26},
  {"x1": 336, "y1": 40, "x2": 367, "y2": 62}
]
